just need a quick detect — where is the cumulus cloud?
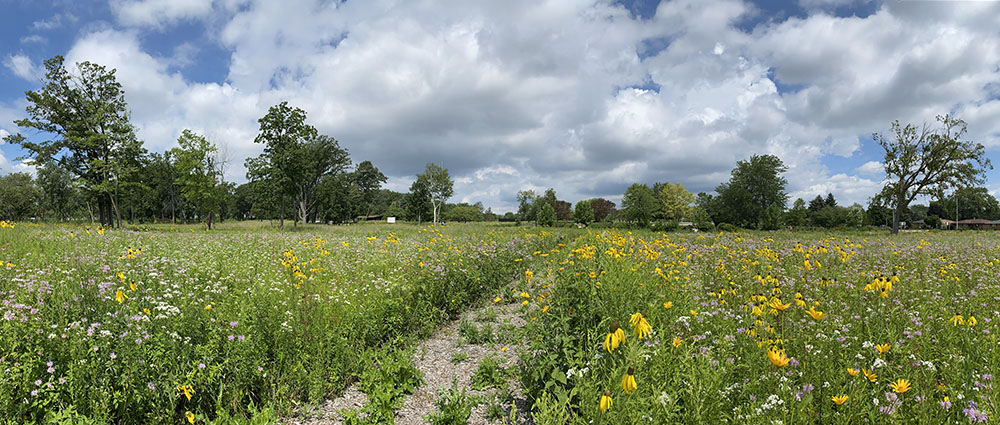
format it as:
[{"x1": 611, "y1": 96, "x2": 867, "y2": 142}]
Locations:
[
  {"x1": 20, "y1": 0, "x2": 997, "y2": 210},
  {"x1": 855, "y1": 161, "x2": 883, "y2": 176},
  {"x1": 4, "y1": 55, "x2": 42, "y2": 81},
  {"x1": 110, "y1": 0, "x2": 215, "y2": 28}
]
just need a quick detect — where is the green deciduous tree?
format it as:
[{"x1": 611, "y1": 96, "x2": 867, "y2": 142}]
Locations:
[
  {"x1": 874, "y1": 115, "x2": 991, "y2": 234},
  {"x1": 354, "y1": 160, "x2": 387, "y2": 218},
  {"x1": 536, "y1": 201, "x2": 556, "y2": 227},
  {"x1": 37, "y1": 160, "x2": 78, "y2": 221},
  {"x1": 407, "y1": 176, "x2": 433, "y2": 224},
  {"x1": 658, "y1": 182, "x2": 694, "y2": 220},
  {"x1": 0, "y1": 173, "x2": 41, "y2": 220},
  {"x1": 713, "y1": 154, "x2": 788, "y2": 230},
  {"x1": 418, "y1": 163, "x2": 453, "y2": 224},
  {"x1": 516, "y1": 190, "x2": 537, "y2": 223},
  {"x1": 785, "y1": 198, "x2": 808, "y2": 227},
  {"x1": 573, "y1": 200, "x2": 594, "y2": 225},
  {"x1": 170, "y1": 130, "x2": 222, "y2": 229},
  {"x1": 936, "y1": 187, "x2": 1000, "y2": 221},
  {"x1": 4, "y1": 56, "x2": 145, "y2": 228},
  {"x1": 621, "y1": 183, "x2": 657, "y2": 227}
]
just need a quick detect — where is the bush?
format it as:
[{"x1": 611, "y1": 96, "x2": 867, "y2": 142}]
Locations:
[{"x1": 537, "y1": 202, "x2": 556, "y2": 227}]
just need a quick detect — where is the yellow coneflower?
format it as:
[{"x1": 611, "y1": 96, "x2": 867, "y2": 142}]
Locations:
[
  {"x1": 621, "y1": 367, "x2": 637, "y2": 394},
  {"x1": 805, "y1": 307, "x2": 827, "y2": 320},
  {"x1": 875, "y1": 344, "x2": 891, "y2": 356},
  {"x1": 831, "y1": 395, "x2": 849, "y2": 405},
  {"x1": 847, "y1": 368, "x2": 859, "y2": 377},
  {"x1": 968, "y1": 316, "x2": 978, "y2": 327},
  {"x1": 950, "y1": 314, "x2": 964, "y2": 326},
  {"x1": 766, "y1": 297, "x2": 790, "y2": 311},
  {"x1": 185, "y1": 412, "x2": 195, "y2": 424},
  {"x1": 629, "y1": 312, "x2": 652, "y2": 339},
  {"x1": 863, "y1": 369, "x2": 878, "y2": 382},
  {"x1": 766, "y1": 346, "x2": 790, "y2": 367},
  {"x1": 599, "y1": 391, "x2": 613, "y2": 412},
  {"x1": 672, "y1": 337, "x2": 682, "y2": 347},
  {"x1": 890, "y1": 378, "x2": 911, "y2": 393},
  {"x1": 115, "y1": 290, "x2": 127, "y2": 304},
  {"x1": 604, "y1": 322, "x2": 625, "y2": 353}
]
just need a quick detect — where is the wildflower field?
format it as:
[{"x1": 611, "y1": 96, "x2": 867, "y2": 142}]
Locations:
[
  {"x1": 516, "y1": 229, "x2": 1000, "y2": 424},
  {"x1": 3, "y1": 222, "x2": 1000, "y2": 424},
  {"x1": 0, "y1": 221, "x2": 556, "y2": 424}
]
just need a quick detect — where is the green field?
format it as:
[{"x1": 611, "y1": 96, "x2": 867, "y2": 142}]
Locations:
[{"x1": 2, "y1": 223, "x2": 999, "y2": 424}]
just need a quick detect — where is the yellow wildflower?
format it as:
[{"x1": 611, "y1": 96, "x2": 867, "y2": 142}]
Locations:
[
  {"x1": 805, "y1": 307, "x2": 827, "y2": 320},
  {"x1": 603, "y1": 322, "x2": 625, "y2": 353},
  {"x1": 875, "y1": 343, "x2": 890, "y2": 356},
  {"x1": 186, "y1": 412, "x2": 195, "y2": 424},
  {"x1": 831, "y1": 395, "x2": 849, "y2": 405},
  {"x1": 629, "y1": 312, "x2": 652, "y2": 339},
  {"x1": 847, "y1": 368, "x2": 859, "y2": 377},
  {"x1": 599, "y1": 391, "x2": 613, "y2": 412},
  {"x1": 767, "y1": 346, "x2": 790, "y2": 367},
  {"x1": 863, "y1": 369, "x2": 878, "y2": 382},
  {"x1": 968, "y1": 316, "x2": 977, "y2": 327},
  {"x1": 672, "y1": 337, "x2": 682, "y2": 347},
  {"x1": 950, "y1": 314, "x2": 964, "y2": 326},
  {"x1": 621, "y1": 367, "x2": 637, "y2": 394},
  {"x1": 890, "y1": 378, "x2": 911, "y2": 393}
]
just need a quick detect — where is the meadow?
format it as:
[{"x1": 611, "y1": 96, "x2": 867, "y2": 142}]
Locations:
[
  {"x1": 2, "y1": 221, "x2": 999, "y2": 424},
  {"x1": 515, "y1": 229, "x2": 999, "y2": 424},
  {"x1": 0, "y1": 221, "x2": 557, "y2": 424}
]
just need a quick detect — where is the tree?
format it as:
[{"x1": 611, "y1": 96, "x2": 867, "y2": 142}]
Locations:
[
  {"x1": 573, "y1": 200, "x2": 594, "y2": 225},
  {"x1": 0, "y1": 173, "x2": 41, "y2": 220},
  {"x1": 713, "y1": 155, "x2": 788, "y2": 229},
  {"x1": 4, "y1": 56, "x2": 145, "y2": 227},
  {"x1": 807, "y1": 196, "x2": 826, "y2": 214},
  {"x1": 785, "y1": 198, "x2": 808, "y2": 227},
  {"x1": 247, "y1": 102, "x2": 346, "y2": 229},
  {"x1": 937, "y1": 187, "x2": 1000, "y2": 221},
  {"x1": 171, "y1": 130, "x2": 222, "y2": 229},
  {"x1": 444, "y1": 204, "x2": 482, "y2": 222},
  {"x1": 354, "y1": 160, "x2": 387, "y2": 218},
  {"x1": 874, "y1": 115, "x2": 991, "y2": 234},
  {"x1": 516, "y1": 190, "x2": 537, "y2": 222},
  {"x1": 825, "y1": 193, "x2": 837, "y2": 208},
  {"x1": 553, "y1": 200, "x2": 573, "y2": 221},
  {"x1": 418, "y1": 163, "x2": 453, "y2": 224},
  {"x1": 588, "y1": 198, "x2": 617, "y2": 222},
  {"x1": 621, "y1": 183, "x2": 657, "y2": 227},
  {"x1": 406, "y1": 176, "x2": 433, "y2": 224},
  {"x1": 37, "y1": 161, "x2": 78, "y2": 221},
  {"x1": 536, "y1": 201, "x2": 556, "y2": 227},
  {"x1": 658, "y1": 182, "x2": 694, "y2": 220}
]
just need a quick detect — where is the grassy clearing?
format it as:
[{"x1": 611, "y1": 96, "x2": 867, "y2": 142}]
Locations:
[
  {"x1": 515, "y1": 229, "x2": 1000, "y2": 424},
  {"x1": 0, "y1": 221, "x2": 557, "y2": 424}
]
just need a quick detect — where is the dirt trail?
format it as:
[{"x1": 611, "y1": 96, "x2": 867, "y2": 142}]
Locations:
[{"x1": 284, "y1": 299, "x2": 532, "y2": 424}]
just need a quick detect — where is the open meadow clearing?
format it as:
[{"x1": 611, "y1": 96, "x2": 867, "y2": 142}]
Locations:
[{"x1": 2, "y1": 222, "x2": 999, "y2": 424}]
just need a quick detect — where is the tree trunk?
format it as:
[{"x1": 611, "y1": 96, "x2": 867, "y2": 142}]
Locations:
[
  {"x1": 431, "y1": 199, "x2": 438, "y2": 224},
  {"x1": 891, "y1": 207, "x2": 900, "y2": 235},
  {"x1": 279, "y1": 195, "x2": 285, "y2": 231}
]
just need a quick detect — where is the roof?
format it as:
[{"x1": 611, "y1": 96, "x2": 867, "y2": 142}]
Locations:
[{"x1": 957, "y1": 219, "x2": 991, "y2": 224}]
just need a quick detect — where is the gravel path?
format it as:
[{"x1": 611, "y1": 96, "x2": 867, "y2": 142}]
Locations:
[{"x1": 284, "y1": 298, "x2": 532, "y2": 425}]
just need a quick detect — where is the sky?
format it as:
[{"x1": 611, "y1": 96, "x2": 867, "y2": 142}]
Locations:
[{"x1": 1, "y1": 0, "x2": 999, "y2": 213}]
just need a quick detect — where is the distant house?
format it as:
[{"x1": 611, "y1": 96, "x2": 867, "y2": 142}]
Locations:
[
  {"x1": 957, "y1": 218, "x2": 991, "y2": 230},
  {"x1": 989, "y1": 220, "x2": 1000, "y2": 230},
  {"x1": 940, "y1": 219, "x2": 956, "y2": 229},
  {"x1": 911, "y1": 219, "x2": 926, "y2": 229},
  {"x1": 354, "y1": 215, "x2": 384, "y2": 222}
]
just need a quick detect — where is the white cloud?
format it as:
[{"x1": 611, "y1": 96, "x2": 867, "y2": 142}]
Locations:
[
  {"x1": 20, "y1": 35, "x2": 46, "y2": 44},
  {"x1": 110, "y1": 0, "x2": 215, "y2": 28},
  {"x1": 855, "y1": 160, "x2": 883, "y2": 176},
  {"x1": 31, "y1": 13, "x2": 76, "y2": 31},
  {"x1": 4, "y1": 55, "x2": 42, "y2": 81},
  {"x1": 33, "y1": 0, "x2": 1000, "y2": 212}
]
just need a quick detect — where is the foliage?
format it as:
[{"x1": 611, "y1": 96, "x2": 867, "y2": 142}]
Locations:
[
  {"x1": 785, "y1": 198, "x2": 808, "y2": 227},
  {"x1": 537, "y1": 202, "x2": 556, "y2": 227},
  {"x1": 621, "y1": 184, "x2": 657, "y2": 227},
  {"x1": 418, "y1": 163, "x2": 454, "y2": 224},
  {"x1": 354, "y1": 160, "x2": 387, "y2": 218},
  {"x1": 4, "y1": 55, "x2": 145, "y2": 227},
  {"x1": 471, "y1": 354, "x2": 509, "y2": 390},
  {"x1": 444, "y1": 205, "x2": 483, "y2": 222},
  {"x1": 935, "y1": 186, "x2": 1000, "y2": 221},
  {"x1": 588, "y1": 198, "x2": 617, "y2": 222},
  {"x1": 516, "y1": 190, "x2": 537, "y2": 223},
  {"x1": 514, "y1": 228, "x2": 1000, "y2": 424},
  {"x1": 170, "y1": 130, "x2": 222, "y2": 228},
  {"x1": 0, "y1": 173, "x2": 41, "y2": 220},
  {"x1": 425, "y1": 381, "x2": 473, "y2": 425},
  {"x1": 874, "y1": 115, "x2": 992, "y2": 234},
  {"x1": 0, "y1": 222, "x2": 557, "y2": 423},
  {"x1": 573, "y1": 200, "x2": 594, "y2": 226},
  {"x1": 712, "y1": 154, "x2": 788, "y2": 230},
  {"x1": 657, "y1": 182, "x2": 694, "y2": 220}
]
